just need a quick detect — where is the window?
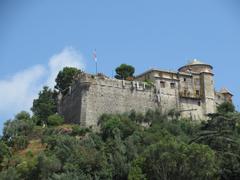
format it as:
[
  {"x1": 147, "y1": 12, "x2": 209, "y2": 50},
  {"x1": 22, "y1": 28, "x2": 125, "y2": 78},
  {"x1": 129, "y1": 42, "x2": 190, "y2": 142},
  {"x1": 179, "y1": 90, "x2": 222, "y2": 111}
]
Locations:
[
  {"x1": 196, "y1": 90, "x2": 200, "y2": 96},
  {"x1": 170, "y1": 82, "x2": 175, "y2": 89},
  {"x1": 184, "y1": 78, "x2": 186, "y2": 82},
  {"x1": 145, "y1": 74, "x2": 150, "y2": 80},
  {"x1": 198, "y1": 101, "x2": 201, "y2": 106},
  {"x1": 160, "y1": 81, "x2": 165, "y2": 88}
]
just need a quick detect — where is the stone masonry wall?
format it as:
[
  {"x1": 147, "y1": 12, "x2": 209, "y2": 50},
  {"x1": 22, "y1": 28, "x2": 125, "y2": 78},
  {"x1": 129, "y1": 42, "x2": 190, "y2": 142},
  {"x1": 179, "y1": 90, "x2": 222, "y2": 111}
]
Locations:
[
  {"x1": 59, "y1": 70, "x2": 228, "y2": 128},
  {"x1": 83, "y1": 77, "x2": 158, "y2": 128},
  {"x1": 60, "y1": 74, "x2": 159, "y2": 128}
]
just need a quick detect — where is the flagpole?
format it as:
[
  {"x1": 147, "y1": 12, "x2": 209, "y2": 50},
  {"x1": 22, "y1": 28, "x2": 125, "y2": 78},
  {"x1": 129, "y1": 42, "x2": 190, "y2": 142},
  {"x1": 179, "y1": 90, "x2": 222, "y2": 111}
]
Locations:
[
  {"x1": 93, "y1": 49, "x2": 98, "y2": 75},
  {"x1": 95, "y1": 61, "x2": 97, "y2": 75}
]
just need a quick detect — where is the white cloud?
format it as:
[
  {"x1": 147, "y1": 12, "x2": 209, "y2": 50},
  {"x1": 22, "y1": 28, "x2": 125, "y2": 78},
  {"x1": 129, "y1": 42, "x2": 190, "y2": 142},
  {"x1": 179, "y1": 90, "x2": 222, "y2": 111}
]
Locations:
[
  {"x1": 46, "y1": 47, "x2": 85, "y2": 88},
  {"x1": 0, "y1": 65, "x2": 45, "y2": 117},
  {"x1": 0, "y1": 47, "x2": 85, "y2": 122}
]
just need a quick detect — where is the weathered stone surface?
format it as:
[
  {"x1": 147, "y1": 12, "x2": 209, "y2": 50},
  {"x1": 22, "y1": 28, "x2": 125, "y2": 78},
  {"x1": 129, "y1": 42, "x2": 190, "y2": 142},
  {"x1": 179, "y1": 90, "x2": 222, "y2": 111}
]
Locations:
[{"x1": 58, "y1": 60, "x2": 233, "y2": 128}]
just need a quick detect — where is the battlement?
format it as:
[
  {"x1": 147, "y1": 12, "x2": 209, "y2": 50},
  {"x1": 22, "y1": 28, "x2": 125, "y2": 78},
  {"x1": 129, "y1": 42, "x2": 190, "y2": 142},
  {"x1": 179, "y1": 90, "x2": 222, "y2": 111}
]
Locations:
[{"x1": 70, "y1": 72, "x2": 154, "y2": 94}]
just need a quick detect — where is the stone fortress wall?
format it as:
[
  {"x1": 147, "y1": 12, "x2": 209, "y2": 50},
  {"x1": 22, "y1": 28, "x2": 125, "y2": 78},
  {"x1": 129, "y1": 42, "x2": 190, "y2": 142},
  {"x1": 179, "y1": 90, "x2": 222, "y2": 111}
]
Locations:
[
  {"x1": 58, "y1": 59, "x2": 233, "y2": 128},
  {"x1": 59, "y1": 73, "x2": 158, "y2": 128}
]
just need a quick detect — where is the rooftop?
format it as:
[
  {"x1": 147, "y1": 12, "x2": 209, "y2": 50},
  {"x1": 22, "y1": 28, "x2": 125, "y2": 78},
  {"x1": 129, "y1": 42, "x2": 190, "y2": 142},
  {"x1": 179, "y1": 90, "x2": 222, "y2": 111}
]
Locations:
[
  {"x1": 184, "y1": 59, "x2": 213, "y2": 68},
  {"x1": 220, "y1": 88, "x2": 233, "y2": 96}
]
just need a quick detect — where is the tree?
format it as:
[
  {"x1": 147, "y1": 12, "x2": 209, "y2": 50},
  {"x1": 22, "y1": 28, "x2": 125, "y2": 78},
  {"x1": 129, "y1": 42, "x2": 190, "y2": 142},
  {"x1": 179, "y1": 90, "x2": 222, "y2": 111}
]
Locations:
[
  {"x1": 34, "y1": 153, "x2": 61, "y2": 179},
  {"x1": 2, "y1": 111, "x2": 34, "y2": 148},
  {"x1": 55, "y1": 67, "x2": 81, "y2": 94},
  {"x1": 31, "y1": 86, "x2": 57, "y2": 125},
  {"x1": 190, "y1": 114, "x2": 237, "y2": 152},
  {"x1": 130, "y1": 140, "x2": 218, "y2": 180},
  {"x1": 115, "y1": 64, "x2": 135, "y2": 80},
  {"x1": 191, "y1": 113, "x2": 240, "y2": 179},
  {"x1": 217, "y1": 102, "x2": 235, "y2": 114},
  {"x1": 42, "y1": 134, "x2": 111, "y2": 179},
  {"x1": 99, "y1": 114, "x2": 139, "y2": 141}
]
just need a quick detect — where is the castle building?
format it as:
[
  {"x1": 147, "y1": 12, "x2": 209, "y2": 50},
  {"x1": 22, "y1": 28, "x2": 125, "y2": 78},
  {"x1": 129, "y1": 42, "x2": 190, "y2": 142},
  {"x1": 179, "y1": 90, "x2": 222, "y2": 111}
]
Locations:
[{"x1": 58, "y1": 59, "x2": 233, "y2": 128}]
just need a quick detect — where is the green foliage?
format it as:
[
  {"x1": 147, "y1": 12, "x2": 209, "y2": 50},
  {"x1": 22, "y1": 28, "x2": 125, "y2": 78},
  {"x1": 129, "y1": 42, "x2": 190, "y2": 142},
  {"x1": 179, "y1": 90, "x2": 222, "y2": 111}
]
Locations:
[
  {"x1": 191, "y1": 112, "x2": 240, "y2": 180},
  {"x1": 115, "y1": 64, "x2": 135, "y2": 80},
  {"x1": 144, "y1": 79, "x2": 154, "y2": 89},
  {"x1": 15, "y1": 158, "x2": 37, "y2": 179},
  {"x1": 1, "y1": 107, "x2": 240, "y2": 180},
  {"x1": 128, "y1": 157, "x2": 146, "y2": 180},
  {"x1": 99, "y1": 114, "x2": 139, "y2": 140},
  {"x1": 47, "y1": 114, "x2": 64, "y2": 126},
  {"x1": 15, "y1": 111, "x2": 31, "y2": 120},
  {"x1": 0, "y1": 141, "x2": 10, "y2": 169},
  {"x1": 55, "y1": 67, "x2": 81, "y2": 94},
  {"x1": 12, "y1": 136, "x2": 29, "y2": 150},
  {"x1": 2, "y1": 111, "x2": 34, "y2": 149},
  {"x1": 130, "y1": 140, "x2": 218, "y2": 180},
  {"x1": 71, "y1": 125, "x2": 90, "y2": 136},
  {"x1": 217, "y1": 102, "x2": 235, "y2": 114},
  {"x1": 42, "y1": 134, "x2": 112, "y2": 179},
  {"x1": 51, "y1": 171, "x2": 90, "y2": 180},
  {"x1": 0, "y1": 167, "x2": 20, "y2": 180},
  {"x1": 31, "y1": 86, "x2": 57, "y2": 124},
  {"x1": 35, "y1": 153, "x2": 61, "y2": 179}
]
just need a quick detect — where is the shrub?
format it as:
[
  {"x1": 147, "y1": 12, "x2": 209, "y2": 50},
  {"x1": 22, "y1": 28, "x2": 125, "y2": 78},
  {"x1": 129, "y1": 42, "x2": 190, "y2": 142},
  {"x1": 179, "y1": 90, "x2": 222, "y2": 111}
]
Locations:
[
  {"x1": 0, "y1": 141, "x2": 10, "y2": 164},
  {"x1": 47, "y1": 114, "x2": 64, "y2": 126},
  {"x1": 13, "y1": 136, "x2": 29, "y2": 150},
  {"x1": 71, "y1": 126, "x2": 90, "y2": 136},
  {"x1": 0, "y1": 167, "x2": 20, "y2": 180}
]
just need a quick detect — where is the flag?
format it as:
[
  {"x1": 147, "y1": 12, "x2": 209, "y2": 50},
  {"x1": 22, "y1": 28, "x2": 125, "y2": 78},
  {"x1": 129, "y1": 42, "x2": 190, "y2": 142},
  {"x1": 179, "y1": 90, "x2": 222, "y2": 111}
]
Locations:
[{"x1": 93, "y1": 49, "x2": 97, "y2": 62}]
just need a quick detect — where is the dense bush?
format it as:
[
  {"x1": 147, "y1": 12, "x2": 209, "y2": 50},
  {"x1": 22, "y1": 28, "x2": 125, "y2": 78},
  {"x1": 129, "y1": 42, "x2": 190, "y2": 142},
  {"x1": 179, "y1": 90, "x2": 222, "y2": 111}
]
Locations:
[
  {"x1": 47, "y1": 114, "x2": 64, "y2": 126},
  {"x1": 0, "y1": 141, "x2": 10, "y2": 168},
  {"x1": 71, "y1": 125, "x2": 90, "y2": 136},
  {"x1": 12, "y1": 135, "x2": 29, "y2": 150}
]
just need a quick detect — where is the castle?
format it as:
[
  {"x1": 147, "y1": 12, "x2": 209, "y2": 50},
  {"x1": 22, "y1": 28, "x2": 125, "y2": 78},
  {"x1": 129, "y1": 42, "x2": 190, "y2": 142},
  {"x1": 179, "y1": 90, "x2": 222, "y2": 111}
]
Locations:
[{"x1": 58, "y1": 59, "x2": 233, "y2": 128}]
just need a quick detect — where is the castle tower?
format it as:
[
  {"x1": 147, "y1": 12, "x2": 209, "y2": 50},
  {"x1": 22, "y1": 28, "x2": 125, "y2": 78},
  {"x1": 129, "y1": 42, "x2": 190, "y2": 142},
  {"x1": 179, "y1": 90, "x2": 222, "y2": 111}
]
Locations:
[
  {"x1": 179, "y1": 59, "x2": 215, "y2": 116},
  {"x1": 201, "y1": 70, "x2": 215, "y2": 115},
  {"x1": 220, "y1": 88, "x2": 233, "y2": 103}
]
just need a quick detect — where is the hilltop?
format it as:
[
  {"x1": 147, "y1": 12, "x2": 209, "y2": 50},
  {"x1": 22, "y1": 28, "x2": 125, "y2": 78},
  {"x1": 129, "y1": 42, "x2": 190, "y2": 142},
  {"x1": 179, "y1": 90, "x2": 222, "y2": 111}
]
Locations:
[{"x1": 0, "y1": 65, "x2": 240, "y2": 180}]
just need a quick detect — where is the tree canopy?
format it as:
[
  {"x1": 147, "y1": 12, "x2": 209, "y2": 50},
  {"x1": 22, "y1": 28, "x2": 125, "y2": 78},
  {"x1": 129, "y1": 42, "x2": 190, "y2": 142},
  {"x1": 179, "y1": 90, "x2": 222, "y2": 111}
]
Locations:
[
  {"x1": 31, "y1": 86, "x2": 57, "y2": 125},
  {"x1": 55, "y1": 67, "x2": 81, "y2": 94},
  {"x1": 217, "y1": 101, "x2": 235, "y2": 114},
  {"x1": 115, "y1": 64, "x2": 135, "y2": 80}
]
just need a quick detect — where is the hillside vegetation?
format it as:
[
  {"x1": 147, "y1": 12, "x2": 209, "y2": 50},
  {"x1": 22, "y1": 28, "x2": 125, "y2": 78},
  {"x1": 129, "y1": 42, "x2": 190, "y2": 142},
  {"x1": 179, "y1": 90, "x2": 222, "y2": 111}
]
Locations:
[
  {"x1": 1, "y1": 66, "x2": 240, "y2": 180},
  {"x1": 1, "y1": 102, "x2": 240, "y2": 180}
]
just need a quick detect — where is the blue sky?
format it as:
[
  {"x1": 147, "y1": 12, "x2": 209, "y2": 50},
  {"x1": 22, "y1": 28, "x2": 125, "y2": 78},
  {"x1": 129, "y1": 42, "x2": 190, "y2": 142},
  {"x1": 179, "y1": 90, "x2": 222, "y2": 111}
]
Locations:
[{"x1": 0, "y1": 0, "x2": 240, "y2": 133}]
